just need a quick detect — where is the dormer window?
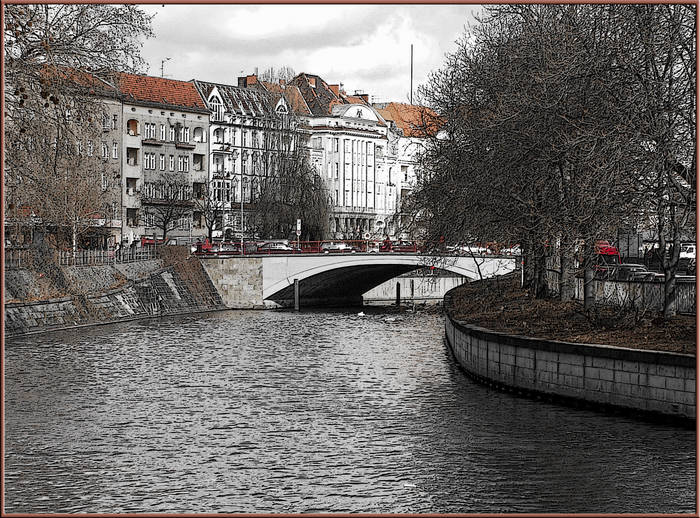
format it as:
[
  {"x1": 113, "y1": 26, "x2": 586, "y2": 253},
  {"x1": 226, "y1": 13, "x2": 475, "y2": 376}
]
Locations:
[{"x1": 210, "y1": 95, "x2": 224, "y2": 122}]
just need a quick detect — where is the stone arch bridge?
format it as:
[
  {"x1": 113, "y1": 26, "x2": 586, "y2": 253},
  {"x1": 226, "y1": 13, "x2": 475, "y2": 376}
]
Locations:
[{"x1": 199, "y1": 253, "x2": 516, "y2": 308}]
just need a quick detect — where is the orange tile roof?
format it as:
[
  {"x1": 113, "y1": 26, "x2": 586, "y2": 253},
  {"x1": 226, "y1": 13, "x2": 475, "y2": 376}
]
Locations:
[
  {"x1": 375, "y1": 102, "x2": 442, "y2": 138},
  {"x1": 117, "y1": 72, "x2": 207, "y2": 112}
]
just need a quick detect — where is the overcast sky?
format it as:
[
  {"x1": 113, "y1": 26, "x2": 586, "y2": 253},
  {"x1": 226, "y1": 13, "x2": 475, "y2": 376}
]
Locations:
[{"x1": 138, "y1": 4, "x2": 481, "y2": 104}]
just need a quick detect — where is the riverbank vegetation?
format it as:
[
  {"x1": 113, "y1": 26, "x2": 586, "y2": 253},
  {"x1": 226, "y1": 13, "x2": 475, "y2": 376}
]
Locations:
[
  {"x1": 449, "y1": 275, "x2": 695, "y2": 355},
  {"x1": 404, "y1": 4, "x2": 695, "y2": 319}
]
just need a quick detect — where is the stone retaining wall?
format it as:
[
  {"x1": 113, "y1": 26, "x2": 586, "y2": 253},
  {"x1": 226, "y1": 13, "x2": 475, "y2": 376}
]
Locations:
[
  {"x1": 444, "y1": 291, "x2": 696, "y2": 422},
  {"x1": 5, "y1": 264, "x2": 225, "y2": 337}
]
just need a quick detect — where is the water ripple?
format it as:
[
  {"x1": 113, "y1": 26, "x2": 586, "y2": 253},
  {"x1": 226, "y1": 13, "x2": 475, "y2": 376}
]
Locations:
[{"x1": 5, "y1": 308, "x2": 695, "y2": 513}]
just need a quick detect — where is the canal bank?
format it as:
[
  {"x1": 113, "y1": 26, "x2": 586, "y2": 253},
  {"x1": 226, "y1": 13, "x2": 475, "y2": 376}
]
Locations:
[
  {"x1": 443, "y1": 288, "x2": 696, "y2": 423},
  {"x1": 4, "y1": 250, "x2": 225, "y2": 337}
]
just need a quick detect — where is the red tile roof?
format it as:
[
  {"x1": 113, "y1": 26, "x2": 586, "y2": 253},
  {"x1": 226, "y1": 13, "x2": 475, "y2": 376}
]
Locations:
[
  {"x1": 375, "y1": 102, "x2": 442, "y2": 138},
  {"x1": 117, "y1": 72, "x2": 207, "y2": 112}
]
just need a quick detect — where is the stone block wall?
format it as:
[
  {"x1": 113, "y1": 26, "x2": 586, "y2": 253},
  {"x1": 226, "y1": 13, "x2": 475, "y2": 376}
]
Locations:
[
  {"x1": 5, "y1": 265, "x2": 224, "y2": 337},
  {"x1": 444, "y1": 294, "x2": 696, "y2": 421},
  {"x1": 200, "y1": 257, "x2": 264, "y2": 308}
]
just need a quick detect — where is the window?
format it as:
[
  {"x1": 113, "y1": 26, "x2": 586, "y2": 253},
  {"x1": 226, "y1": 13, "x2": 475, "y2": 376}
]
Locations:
[
  {"x1": 87, "y1": 141, "x2": 93, "y2": 156},
  {"x1": 145, "y1": 152, "x2": 156, "y2": 170},
  {"x1": 242, "y1": 131, "x2": 247, "y2": 147},
  {"x1": 178, "y1": 156, "x2": 184, "y2": 172},
  {"x1": 214, "y1": 128, "x2": 223, "y2": 143},
  {"x1": 159, "y1": 154, "x2": 165, "y2": 171},
  {"x1": 126, "y1": 208, "x2": 139, "y2": 227},
  {"x1": 183, "y1": 156, "x2": 189, "y2": 172},
  {"x1": 127, "y1": 119, "x2": 139, "y2": 136},
  {"x1": 160, "y1": 124, "x2": 166, "y2": 140},
  {"x1": 65, "y1": 109, "x2": 72, "y2": 121},
  {"x1": 102, "y1": 115, "x2": 110, "y2": 131},
  {"x1": 169, "y1": 155, "x2": 175, "y2": 171},
  {"x1": 102, "y1": 142, "x2": 109, "y2": 158},
  {"x1": 334, "y1": 163, "x2": 339, "y2": 179},
  {"x1": 334, "y1": 138, "x2": 339, "y2": 152},
  {"x1": 144, "y1": 123, "x2": 156, "y2": 139},
  {"x1": 252, "y1": 131, "x2": 258, "y2": 148},
  {"x1": 112, "y1": 142, "x2": 118, "y2": 159},
  {"x1": 184, "y1": 127, "x2": 190, "y2": 142},
  {"x1": 402, "y1": 165, "x2": 408, "y2": 181},
  {"x1": 101, "y1": 171, "x2": 108, "y2": 191},
  {"x1": 193, "y1": 127, "x2": 204, "y2": 143},
  {"x1": 242, "y1": 156, "x2": 248, "y2": 176},
  {"x1": 210, "y1": 95, "x2": 224, "y2": 122},
  {"x1": 169, "y1": 125, "x2": 175, "y2": 141},
  {"x1": 213, "y1": 155, "x2": 223, "y2": 174},
  {"x1": 112, "y1": 114, "x2": 118, "y2": 129}
]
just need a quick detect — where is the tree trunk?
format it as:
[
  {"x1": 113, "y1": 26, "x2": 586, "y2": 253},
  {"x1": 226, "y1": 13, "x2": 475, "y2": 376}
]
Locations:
[
  {"x1": 559, "y1": 249, "x2": 576, "y2": 301},
  {"x1": 583, "y1": 267, "x2": 595, "y2": 311}
]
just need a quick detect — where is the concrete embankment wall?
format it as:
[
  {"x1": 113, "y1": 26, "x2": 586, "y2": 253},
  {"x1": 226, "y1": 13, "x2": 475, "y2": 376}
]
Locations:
[
  {"x1": 363, "y1": 274, "x2": 466, "y2": 304},
  {"x1": 444, "y1": 291, "x2": 696, "y2": 422},
  {"x1": 5, "y1": 258, "x2": 225, "y2": 337}
]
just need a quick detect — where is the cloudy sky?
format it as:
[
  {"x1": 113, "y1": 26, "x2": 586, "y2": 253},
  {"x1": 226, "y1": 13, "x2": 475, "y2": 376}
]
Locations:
[{"x1": 138, "y1": 4, "x2": 481, "y2": 104}]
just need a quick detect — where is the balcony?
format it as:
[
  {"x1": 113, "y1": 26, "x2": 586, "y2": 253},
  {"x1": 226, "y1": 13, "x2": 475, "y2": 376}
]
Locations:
[
  {"x1": 212, "y1": 142, "x2": 234, "y2": 153},
  {"x1": 142, "y1": 138, "x2": 164, "y2": 147},
  {"x1": 175, "y1": 141, "x2": 196, "y2": 150}
]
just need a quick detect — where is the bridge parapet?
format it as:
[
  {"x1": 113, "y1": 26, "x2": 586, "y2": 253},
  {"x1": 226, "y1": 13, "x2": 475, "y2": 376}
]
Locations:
[{"x1": 199, "y1": 254, "x2": 516, "y2": 309}]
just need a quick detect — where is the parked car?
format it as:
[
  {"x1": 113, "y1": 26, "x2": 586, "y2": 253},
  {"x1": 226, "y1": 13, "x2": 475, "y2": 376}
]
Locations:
[
  {"x1": 321, "y1": 242, "x2": 358, "y2": 253},
  {"x1": 257, "y1": 242, "x2": 295, "y2": 254},
  {"x1": 613, "y1": 263, "x2": 656, "y2": 281},
  {"x1": 680, "y1": 244, "x2": 696, "y2": 260},
  {"x1": 379, "y1": 240, "x2": 418, "y2": 253}
]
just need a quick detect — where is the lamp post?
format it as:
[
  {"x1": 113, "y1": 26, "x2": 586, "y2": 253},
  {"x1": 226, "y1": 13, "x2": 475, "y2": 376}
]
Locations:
[{"x1": 240, "y1": 163, "x2": 244, "y2": 254}]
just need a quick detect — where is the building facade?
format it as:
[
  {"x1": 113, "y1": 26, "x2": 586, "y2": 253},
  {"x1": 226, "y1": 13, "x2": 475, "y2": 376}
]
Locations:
[
  {"x1": 287, "y1": 73, "x2": 399, "y2": 239},
  {"x1": 116, "y1": 73, "x2": 210, "y2": 245}
]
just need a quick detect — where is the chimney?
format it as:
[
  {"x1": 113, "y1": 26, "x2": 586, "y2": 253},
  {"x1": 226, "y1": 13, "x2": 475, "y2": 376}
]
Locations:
[
  {"x1": 329, "y1": 84, "x2": 340, "y2": 96},
  {"x1": 309, "y1": 77, "x2": 316, "y2": 88}
]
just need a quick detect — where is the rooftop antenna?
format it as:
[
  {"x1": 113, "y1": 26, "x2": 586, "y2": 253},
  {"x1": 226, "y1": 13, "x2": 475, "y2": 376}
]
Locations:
[
  {"x1": 410, "y1": 44, "x2": 413, "y2": 105},
  {"x1": 160, "y1": 57, "x2": 171, "y2": 78}
]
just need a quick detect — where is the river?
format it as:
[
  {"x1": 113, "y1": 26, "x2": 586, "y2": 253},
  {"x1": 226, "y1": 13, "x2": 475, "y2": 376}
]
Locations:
[{"x1": 4, "y1": 308, "x2": 695, "y2": 513}]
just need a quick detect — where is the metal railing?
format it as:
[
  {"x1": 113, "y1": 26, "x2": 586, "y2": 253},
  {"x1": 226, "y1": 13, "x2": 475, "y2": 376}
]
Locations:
[{"x1": 4, "y1": 247, "x2": 160, "y2": 268}]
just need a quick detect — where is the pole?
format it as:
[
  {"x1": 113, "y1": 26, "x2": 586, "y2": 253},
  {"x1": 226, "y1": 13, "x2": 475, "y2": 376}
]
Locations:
[
  {"x1": 240, "y1": 165, "x2": 244, "y2": 255},
  {"x1": 396, "y1": 282, "x2": 401, "y2": 307},
  {"x1": 410, "y1": 44, "x2": 413, "y2": 105},
  {"x1": 294, "y1": 278, "x2": 300, "y2": 311}
]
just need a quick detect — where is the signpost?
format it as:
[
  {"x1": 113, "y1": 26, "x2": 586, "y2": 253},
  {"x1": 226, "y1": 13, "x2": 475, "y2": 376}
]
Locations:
[{"x1": 296, "y1": 219, "x2": 301, "y2": 250}]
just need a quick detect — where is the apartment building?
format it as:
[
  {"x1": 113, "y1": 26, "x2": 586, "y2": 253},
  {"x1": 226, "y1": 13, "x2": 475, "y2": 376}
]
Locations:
[
  {"x1": 193, "y1": 75, "x2": 307, "y2": 240},
  {"x1": 116, "y1": 73, "x2": 210, "y2": 245},
  {"x1": 288, "y1": 73, "x2": 396, "y2": 240}
]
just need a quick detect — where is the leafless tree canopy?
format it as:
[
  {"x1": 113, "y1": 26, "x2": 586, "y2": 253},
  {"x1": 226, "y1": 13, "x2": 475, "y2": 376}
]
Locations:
[
  {"x1": 4, "y1": 4, "x2": 153, "y2": 249},
  {"x1": 250, "y1": 113, "x2": 330, "y2": 240},
  {"x1": 406, "y1": 5, "x2": 695, "y2": 314}
]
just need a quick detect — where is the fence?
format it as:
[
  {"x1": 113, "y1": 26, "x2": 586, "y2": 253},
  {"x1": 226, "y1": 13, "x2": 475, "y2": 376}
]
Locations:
[
  {"x1": 5, "y1": 247, "x2": 160, "y2": 269},
  {"x1": 572, "y1": 277, "x2": 696, "y2": 315}
]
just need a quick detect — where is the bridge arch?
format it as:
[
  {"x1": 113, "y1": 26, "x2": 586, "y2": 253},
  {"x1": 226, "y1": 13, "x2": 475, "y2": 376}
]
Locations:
[{"x1": 262, "y1": 255, "x2": 515, "y2": 307}]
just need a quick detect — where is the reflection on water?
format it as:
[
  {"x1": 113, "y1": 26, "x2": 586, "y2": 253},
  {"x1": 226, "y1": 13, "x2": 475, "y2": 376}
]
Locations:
[{"x1": 4, "y1": 308, "x2": 696, "y2": 513}]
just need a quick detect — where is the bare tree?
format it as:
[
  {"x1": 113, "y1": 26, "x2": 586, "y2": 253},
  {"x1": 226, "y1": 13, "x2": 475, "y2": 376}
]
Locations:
[
  {"x1": 406, "y1": 5, "x2": 688, "y2": 310},
  {"x1": 4, "y1": 4, "x2": 153, "y2": 251},
  {"x1": 193, "y1": 181, "x2": 226, "y2": 241},
  {"x1": 141, "y1": 173, "x2": 193, "y2": 241},
  {"x1": 258, "y1": 66, "x2": 297, "y2": 84},
  {"x1": 614, "y1": 5, "x2": 696, "y2": 317},
  {"x1": 249, "y1": 109, "x2": 330, "y2": 241}
]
